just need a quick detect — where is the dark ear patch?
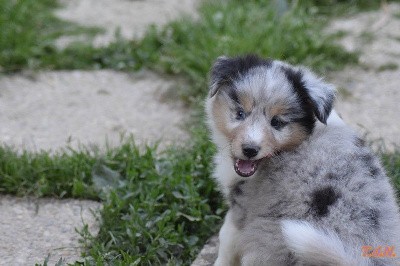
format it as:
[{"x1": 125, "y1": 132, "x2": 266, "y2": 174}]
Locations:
[
  {"x1": 282, "y1": 67, "x2": 316, "y2": 134},
  {"x1": 209, "y1": 54, "x2": 272, "y2": 97},
  {"x1": 283, "y1": 66, "x2": 335, "y2": 124},
  {"x1": 310, "y1": 186, "x2": 341, "y2": 217}
]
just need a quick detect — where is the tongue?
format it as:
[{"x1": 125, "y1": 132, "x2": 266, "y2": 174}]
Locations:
[
  {"x1": 235, "y1": 159, "x2": 258, "y2": 177},
  {"x1": 237, "y1": 160, "x2": 254, "y2": 173}
]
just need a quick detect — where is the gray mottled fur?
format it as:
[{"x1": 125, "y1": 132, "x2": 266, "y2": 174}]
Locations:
[
  {"x1": 206, "y1": 56, "x2": 400, "y2": 266},
  {"x1": 230, "y1": 123, "x2": 400, "y2": 265}
]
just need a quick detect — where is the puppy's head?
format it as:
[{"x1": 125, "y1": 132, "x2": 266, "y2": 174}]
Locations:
[{"x1": 206, "y1": 55, "x2": 335, "y2": 178}]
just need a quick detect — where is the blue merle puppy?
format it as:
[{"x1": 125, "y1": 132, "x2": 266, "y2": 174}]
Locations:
[{"x1": 205, "y1": 54, "x2": 400, "y2": 266}]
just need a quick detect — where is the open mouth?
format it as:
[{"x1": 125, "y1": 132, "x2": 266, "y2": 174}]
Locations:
[{"x1": 234, "y1": 157, "x2": 270, "y2": 177}]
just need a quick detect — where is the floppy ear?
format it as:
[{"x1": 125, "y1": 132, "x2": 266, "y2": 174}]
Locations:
[
  {"x1": 209, "y1": 56, "x2": 230, "y2": 97},
  {"x1": 300, "y1": 69, "x2": 336, "y2": 124}
]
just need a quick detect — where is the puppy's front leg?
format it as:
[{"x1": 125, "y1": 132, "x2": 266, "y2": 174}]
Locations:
[{"x1": 215, "y1": 211, "x2": 240, "y2": 266}]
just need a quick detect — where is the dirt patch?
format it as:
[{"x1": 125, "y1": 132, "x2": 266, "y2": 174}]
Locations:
[
  {"x1": 0, "y1": 70, "x2": 188, "y2": 152},
  {"x1": 0, "y1": 196, "x2": 100, "y2": 265}
]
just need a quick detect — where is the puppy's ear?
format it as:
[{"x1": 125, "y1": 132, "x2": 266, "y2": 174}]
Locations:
[
  {"x1": 209, "y1": 56, "x2": 230, "y2": 97},
  {"x1": 301, "y1": 69, "x2": 336, "y2": 124},
  {"x1": 285, "y1": 65, "x2": 335, "y2": 124}
]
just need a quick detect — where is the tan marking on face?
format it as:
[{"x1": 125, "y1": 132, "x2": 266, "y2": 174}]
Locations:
[
  {"x1": 257, "y1": 120, "x2": 309, "y2": 156},
  {"x1": 211, "y1": 92, "x2": 309, "y2": 159},
  {"x1": 262, "y1": 101, "x2": 309, "y2": 152},
  {"x1": 268, "y1": 101, "x2": 290, "y2": 117},
  {"x1": 279, "y1": 124, "x2": 309, "y2": 151},
  {"x1": 241, "y1": 93, "x2": 254, "y2": 113},
  {"x1": 211, "y1": 95, "x2": 234, "y2": 140}
]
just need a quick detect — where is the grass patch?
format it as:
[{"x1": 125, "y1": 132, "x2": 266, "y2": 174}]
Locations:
[
  {"x1": 79, "y1": 131, "x2": 222, "y2": 265},
  {"x1": 2, "y1": 131, "x2": 223, "y2": 265},
  {"x1": 0, "y1": 145, "x2": 98, "y2": 198},
  {"x1": 302, "y1": 0, "x2": 400, "y2": 16},
  {"x1": 125, "y1": 0, "x2": 358, "y2": 106},
  {"x1": 382, "y1": 151, "x2": 400, "y2": 197},
  {"x1": 3, "y1": 0, "x2": 399, "y2": 75},
  {"x1": 39, "y1": 36, "x2": 144, "y2": 71},
  {"x1": 0, "y1": 0, "x2": 101, "y2": 72},
  {"x1": 2, "y1": 0, "x2": 359, "y2": 99},
  {"x1": 377, "y1": 62, "x2": 399, "y2": 72}
]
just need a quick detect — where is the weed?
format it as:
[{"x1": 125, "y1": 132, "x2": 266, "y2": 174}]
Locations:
[{"x1": 377, "y1": 62, "x2": 399, "y2": 72}]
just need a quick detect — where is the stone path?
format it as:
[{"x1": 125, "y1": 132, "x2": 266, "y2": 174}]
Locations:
[
  {"x1": 0, "y1": 196, "x2": 99, "y2": 265},
  {"x1": 331, "y1": 2, "x2": 400, "y2": 150},
  {"x1": 56, "y1": 0, "x2": 198, "y2": 46},
  {"x1": 0, "y1": 0, "x2": 197, "y2": 265},
  {"x1": 0, "y1": 70, "x2": 187, "y2": 152}
]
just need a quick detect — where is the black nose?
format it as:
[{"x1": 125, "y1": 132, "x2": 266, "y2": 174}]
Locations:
[{"x1": 242, "y1": 144, "x2": 260, "y2": 158}]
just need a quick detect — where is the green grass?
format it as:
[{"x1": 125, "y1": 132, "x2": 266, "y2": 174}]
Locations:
[
  {"x1": 302, "y1": 0, "x2": 400, "y2": 16},
  {"x1": 79, "y1": 131, "x2": 222, "y2": 265},
  {"x1": 2, "y1": 0, "x2": 400, "y2": 265},
  {"x1": 1, "y1": 0, "x2": 359, "y2": 98},
  {"x1": 382, "y1": 151, "x2": 400, "y2": 194},
  {"x1": 4, "y1": 130, "x2": 222, "y2": 265},
  {"x1": 0, "y1": 0, "x2": 101, "y2": 72},
  {"x1": 122, "y1": 0, "x2": 359, "y2": 106},
  {"x1": 377, "y1": 62, "x2": 399, "y2": 72},
  {"x1": 3, "y1": 0, "x2": 399, "y2": 75},
  {"x1": 0, "y1": 145, "x2": 97, "y2": 198}
]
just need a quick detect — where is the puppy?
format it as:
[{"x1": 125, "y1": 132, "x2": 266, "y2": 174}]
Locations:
[{"x1": 205, "y1": 55, "x2": 400, "y2": 265}]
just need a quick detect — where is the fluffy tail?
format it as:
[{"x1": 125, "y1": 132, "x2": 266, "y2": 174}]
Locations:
[{"x1": 281, "y1": 220, "x2": 369, "y2": 266}]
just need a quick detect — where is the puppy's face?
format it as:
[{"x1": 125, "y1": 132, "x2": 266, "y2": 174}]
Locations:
[{"x1": 207, "y1": 55, "x2": 335, "y2": 178}]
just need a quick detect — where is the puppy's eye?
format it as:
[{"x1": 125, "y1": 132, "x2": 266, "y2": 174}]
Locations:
[
  {"x1": 271, "y1": 116, "x2": 287, "y2": 130},
  {"x1": 236, "y1": 109, "x2": 246, "y2": 120}
]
